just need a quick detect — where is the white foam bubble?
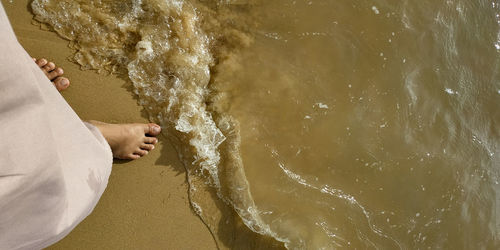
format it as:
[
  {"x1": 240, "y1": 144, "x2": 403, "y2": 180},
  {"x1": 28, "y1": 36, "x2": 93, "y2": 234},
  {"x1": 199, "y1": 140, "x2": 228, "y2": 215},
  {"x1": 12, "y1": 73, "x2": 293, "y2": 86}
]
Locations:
[
  {"x1": 315, "y1": 102, "x2": 329, "y2": 109},
  {"x1": 445, "y1": 88, "x2": 457, "y2": 95}
]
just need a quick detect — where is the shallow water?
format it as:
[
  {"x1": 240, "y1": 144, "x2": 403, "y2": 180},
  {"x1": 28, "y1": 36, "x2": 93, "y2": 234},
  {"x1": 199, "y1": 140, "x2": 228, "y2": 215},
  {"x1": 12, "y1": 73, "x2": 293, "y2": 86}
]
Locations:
[{"x1": 32, "y1": 0, "x2": 500, "y2": 249}]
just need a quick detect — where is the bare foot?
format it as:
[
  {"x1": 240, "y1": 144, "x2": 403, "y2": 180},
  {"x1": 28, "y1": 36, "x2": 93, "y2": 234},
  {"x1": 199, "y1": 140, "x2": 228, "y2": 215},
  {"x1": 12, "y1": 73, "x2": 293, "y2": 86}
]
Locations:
[
  {"x1": 33, "y1": 58, "x2": 70, "y2": 91},
  {"x1": 89, "y1": 120, "x2": 161, "y2": 160}
]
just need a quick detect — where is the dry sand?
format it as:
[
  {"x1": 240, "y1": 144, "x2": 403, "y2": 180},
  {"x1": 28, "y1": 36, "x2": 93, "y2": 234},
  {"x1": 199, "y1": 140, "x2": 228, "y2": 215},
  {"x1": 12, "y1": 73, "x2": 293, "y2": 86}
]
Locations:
[{"x1": 1, "y1": 0, "x2": 217, "y2": 249}]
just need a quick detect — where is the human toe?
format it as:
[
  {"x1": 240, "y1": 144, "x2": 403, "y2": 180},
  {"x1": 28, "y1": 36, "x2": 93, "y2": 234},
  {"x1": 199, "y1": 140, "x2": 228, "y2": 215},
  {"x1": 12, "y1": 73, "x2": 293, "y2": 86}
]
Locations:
[
  {"x1": 36, "y1": 58, "x2": 48, "y2": 67},
  {"x1": 54, "y1": 77, "x2": 70, "y2": 91},
  {"x1": 42, "y1": 62, "x2": 56, "y2": 72},
  {"x1": 127, "y1": 153, "x2": 141, "y2": 160},
  {"x1": 144, "y1": 123, "x2": 161, "y2": 136},
  {"x1": 141, "y1": 144, "x2": 155, "y2": 151},
  {"x1": 144, "y1": 137, "x2": 158, "y2": 144},
  {"x1": 47, "y1": 67, "x2": 64, "y2": 80},
  {"x1": 135, "y1": 149, "x2": 148, "y2": 156}
]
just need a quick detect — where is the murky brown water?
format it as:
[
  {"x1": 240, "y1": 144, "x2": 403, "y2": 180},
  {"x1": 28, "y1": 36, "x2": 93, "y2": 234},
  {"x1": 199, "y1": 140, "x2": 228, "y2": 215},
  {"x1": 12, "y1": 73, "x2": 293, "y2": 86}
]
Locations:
[{"x1": 32, "y1": 0, "x2": 500, "y2": 249}]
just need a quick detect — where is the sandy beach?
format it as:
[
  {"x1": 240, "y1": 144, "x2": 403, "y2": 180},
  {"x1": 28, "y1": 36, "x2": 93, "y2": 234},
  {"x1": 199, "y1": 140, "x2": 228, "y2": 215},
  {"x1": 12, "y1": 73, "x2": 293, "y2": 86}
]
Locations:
[
  {"x1": 6, "y1": 0, "x2": 495, "y2": 248},
  {"x1": 1, "y1": 1, "x2": 217, "y2": 249}
]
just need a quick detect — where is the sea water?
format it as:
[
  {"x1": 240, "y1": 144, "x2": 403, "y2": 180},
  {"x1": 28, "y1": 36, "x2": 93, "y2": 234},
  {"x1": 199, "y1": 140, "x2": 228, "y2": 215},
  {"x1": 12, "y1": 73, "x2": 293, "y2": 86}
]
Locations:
[{"x1": 32, "y1": 0, "x2": 500, "y2": 249}]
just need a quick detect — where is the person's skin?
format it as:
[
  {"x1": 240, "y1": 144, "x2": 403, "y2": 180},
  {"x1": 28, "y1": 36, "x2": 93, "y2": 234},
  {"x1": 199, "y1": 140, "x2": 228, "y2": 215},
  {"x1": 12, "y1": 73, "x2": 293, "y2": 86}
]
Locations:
[
  {"x1": 34, "y1": 58, "x2": 161, "y2": 160},
  {"x1": 34, "y1": 58, "x2": 70, "y2": 91}
]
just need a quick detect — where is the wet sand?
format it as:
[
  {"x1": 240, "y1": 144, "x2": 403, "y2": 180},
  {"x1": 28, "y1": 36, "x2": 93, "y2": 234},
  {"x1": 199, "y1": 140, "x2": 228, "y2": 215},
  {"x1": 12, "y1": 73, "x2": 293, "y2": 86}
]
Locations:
[{"x1": 1, "y1": 1, "x2": 217, "y2": 249}]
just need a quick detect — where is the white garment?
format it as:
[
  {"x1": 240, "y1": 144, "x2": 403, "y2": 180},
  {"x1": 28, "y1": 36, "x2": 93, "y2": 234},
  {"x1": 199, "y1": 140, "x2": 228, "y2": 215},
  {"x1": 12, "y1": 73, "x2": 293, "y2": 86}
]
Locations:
[{"x1": 0, "y1": 2, "x2": 113, "y2": 249}]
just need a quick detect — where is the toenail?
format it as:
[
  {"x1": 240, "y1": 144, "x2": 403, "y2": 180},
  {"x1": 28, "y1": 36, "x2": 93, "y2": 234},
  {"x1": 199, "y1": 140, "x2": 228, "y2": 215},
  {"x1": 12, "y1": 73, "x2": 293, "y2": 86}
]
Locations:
[
  {"x1": 61, "y1": 79, "x2": 69, "y2": 86},
  {"x1": 152, "y1": 126, "x2": 161, "y2": 133}
]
